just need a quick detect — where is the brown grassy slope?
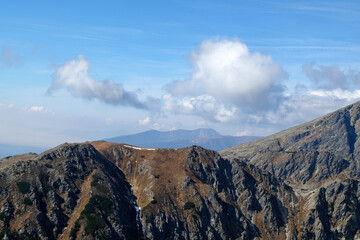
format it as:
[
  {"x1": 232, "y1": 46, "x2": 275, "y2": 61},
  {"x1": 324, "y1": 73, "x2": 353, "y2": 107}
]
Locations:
[
  {"x1": 58, "y1": 169, "x2": 96, "y2": 240},
  {"x1": 91, "y1": 141, "x2": 190, "y2": 208}
]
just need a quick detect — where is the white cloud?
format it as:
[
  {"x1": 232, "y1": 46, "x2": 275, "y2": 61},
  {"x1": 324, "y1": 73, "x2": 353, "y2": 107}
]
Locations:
[
  {"x1": 166, "y1": 38, "x2": 287, "y2": 111},
  {"x1": 105, "y1": 117, "x2": 114, "y2": 125},
  {"x1": 138, "y1": 116, "x2": 151, "y2": 126},
  {"x1": 197, "y1": 120, "x2": 207, "y2": 127},
  {"x1": 308, "y1": 89, "x2": 360, "y2": 100},
  {"x1": 28, "y1": 106, "x2": 45, "y2": 112},
  {"x1": 48, "y1": 55, "x2": 150, "y2": 109},
  {"x1": 152, "y1": 123, "x2": 165, "y2": 130},
  {"x1": 235, "y1": 130, "x2": 252, "y2": 136}
]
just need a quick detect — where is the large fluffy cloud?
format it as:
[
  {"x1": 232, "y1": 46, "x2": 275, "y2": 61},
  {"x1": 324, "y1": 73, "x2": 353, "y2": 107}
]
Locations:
[
  {"x1": 167, "y1": 39, "x2": 288, "y2": 111},
  {"x1": 48, "y1": 55, "x2": 158, "y2": 109}
]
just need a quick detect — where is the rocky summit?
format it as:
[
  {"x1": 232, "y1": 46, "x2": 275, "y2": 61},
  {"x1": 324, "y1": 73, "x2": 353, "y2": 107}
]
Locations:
[
  {"x1": 221, "y1": 101, "x2": 360, "y2": 239},
  {"x1": 1, "y1": 102, "x2": 360, "y2": 239}
]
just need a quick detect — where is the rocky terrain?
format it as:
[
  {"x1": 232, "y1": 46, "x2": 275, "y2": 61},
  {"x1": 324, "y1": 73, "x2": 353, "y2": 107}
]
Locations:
[
  {"x1": 0, "y1": 144, "x2": 140, "y2": 239},
  {"x1": 1, "y1": 102, "x2": 360, "y2": 239},
  {"x1": 93, "y1": 142, "x2": 297, "y2": 240},
  {"x1": 221, "y1": 101, "x2": 360, "y2": 238}
]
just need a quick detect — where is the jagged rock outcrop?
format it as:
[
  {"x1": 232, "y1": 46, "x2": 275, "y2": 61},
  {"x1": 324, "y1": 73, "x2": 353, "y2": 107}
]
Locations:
[
  {"x1": 220, "y1": 101, "x2": 360, "y2": 239},
  {"x1": 0, "y1": 143, "x2": 140, "y2": 239},
  {"x1": 220, "y1": 101, "x2": 360, "y2": 186}
]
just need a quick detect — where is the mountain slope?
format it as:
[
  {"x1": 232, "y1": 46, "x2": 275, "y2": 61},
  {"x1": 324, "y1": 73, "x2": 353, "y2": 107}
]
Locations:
[
  {"x1": 220, "y1": 101, "x2": 360, "y2": 187},
  {"x1": 0, "y1": 143, "x2": 140, "y2": 239},
  {"x1": 1, "y1": 140, "x2": 360, "y2": 239},
  {"x1": 104, "y1": 128, "x2": 260, "y2": 151},
  {"x1": 92, "y1": 142, "x2": 297, "y2": 240}
]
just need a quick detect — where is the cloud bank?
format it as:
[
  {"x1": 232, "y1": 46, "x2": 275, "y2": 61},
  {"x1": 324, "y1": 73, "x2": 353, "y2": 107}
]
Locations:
[
  {"x1": 48, "y1": 55, "x2": 152, "y2": 109},
  {"x1": 45, "y1": 40, "x2": 360, "y2": 136},
  {"x1": 163, "y1": 40, "x2": 360, "y2": 129}
]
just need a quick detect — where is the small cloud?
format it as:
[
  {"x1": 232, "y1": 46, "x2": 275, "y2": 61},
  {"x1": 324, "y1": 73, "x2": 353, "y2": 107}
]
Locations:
[
  {"x1": 28, "y1": 106, "x2": 45, "y2": 112},
  {"x1": 138, "y1": 116, "x2": 151, "y2": 126},
  {"x1": 1, "y1": 44, "x2": 21, "y2": 67},
  {"x1": 105, "y1": 117, "x2": 114, "y2": 125},
  {"x1": 32, "y1": 44, "x2": 41, "y2": 54},
  {"x1": 152, "y1": 123, "x2": 164, "y2": 130},
  {"x1": 197, "y1": 120, "x2": 207, "y2": 127},
  {"x1": 7, "y1": 104, "x2": 14, "y2": 109},
  {"x1": 235, "y1": 130, "x2": 251, "y2": 136}
]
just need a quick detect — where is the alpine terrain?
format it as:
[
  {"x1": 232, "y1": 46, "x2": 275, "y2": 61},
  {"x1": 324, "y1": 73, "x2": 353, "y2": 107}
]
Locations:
[{"x1": 0, "y1": 102, "x2": 360, "y2": 239}]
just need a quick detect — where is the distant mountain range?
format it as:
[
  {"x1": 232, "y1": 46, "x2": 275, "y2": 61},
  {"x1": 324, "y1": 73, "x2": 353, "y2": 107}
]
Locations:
[
  {"x1": 104, "y1": 128, "x2": 261, "y2": 151},
  {"x1": 0, "y1": 128, "x2": 259, "y2": 158}
]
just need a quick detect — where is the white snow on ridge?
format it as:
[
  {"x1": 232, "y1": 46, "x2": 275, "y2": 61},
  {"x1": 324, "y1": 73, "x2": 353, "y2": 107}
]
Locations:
[{"x1": 123, "y1": 145, "x2": 156, "y2": 151}]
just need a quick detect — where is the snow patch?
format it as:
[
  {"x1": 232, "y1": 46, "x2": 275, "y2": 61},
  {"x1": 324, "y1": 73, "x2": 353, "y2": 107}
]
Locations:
[{"x1": 123, "y1": 145, "x2": 156, "y2": 151}]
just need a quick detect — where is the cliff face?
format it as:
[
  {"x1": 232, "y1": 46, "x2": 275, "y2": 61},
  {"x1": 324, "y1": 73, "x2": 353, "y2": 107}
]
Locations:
[{"x1": 0, "y1": 144, "x2": 140, "y2": 240}]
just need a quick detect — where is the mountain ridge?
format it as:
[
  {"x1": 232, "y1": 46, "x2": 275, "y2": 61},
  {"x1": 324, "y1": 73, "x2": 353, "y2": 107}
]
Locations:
[
  {"x1": 220, "y1": 101, "x2": 360, "y2": 188},
  {"x1": 1, "y1": 102, "x2": 360, "y2": 238}
]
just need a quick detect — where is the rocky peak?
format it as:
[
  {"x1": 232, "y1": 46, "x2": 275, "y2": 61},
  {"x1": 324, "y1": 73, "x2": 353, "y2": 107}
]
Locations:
[
  {"x1": 0, "y1": 143, "x2": 140, "y2": 239},
  {"x1": 220, "y1": 101, "x2": 360, "y2": 186}
]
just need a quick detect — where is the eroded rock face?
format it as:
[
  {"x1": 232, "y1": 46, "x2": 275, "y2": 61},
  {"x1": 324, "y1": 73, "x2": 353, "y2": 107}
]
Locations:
[
  {"x1": 219, "y1": 101, "x2": 360, "y2": 239},
  {"x1": 0, "y1": 143, "x2": 140, "y2": 240},
  {"x1": 220, "y1": 102, "x2": 360, "y2": 186}
]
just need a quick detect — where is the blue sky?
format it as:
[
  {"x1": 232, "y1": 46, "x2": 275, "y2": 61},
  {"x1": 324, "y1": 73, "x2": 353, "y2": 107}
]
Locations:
[{"x1": 0, "y1": 0, "x2": 359, "y2": 149}]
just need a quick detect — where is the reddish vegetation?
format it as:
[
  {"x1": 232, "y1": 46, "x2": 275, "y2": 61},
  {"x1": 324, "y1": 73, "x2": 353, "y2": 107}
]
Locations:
[
  {"x1": 59, "y1": 170, "x2": 96, "y2": 240},
  {"x1": 92, "y1": 141, "x2": 190, "y2": 209}
]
